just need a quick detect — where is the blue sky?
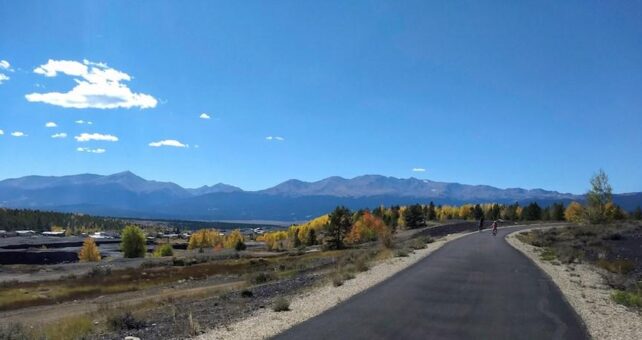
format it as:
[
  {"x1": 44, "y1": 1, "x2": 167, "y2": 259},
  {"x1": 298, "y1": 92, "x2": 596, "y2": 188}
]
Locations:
[{"x1": 0, "y1": 1, "x2": 641, "y2": 194}]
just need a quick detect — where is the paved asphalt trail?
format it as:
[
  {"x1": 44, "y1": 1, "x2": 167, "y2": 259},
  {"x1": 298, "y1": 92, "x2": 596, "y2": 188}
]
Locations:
[{"x1": 275, "y1": 226, "x2": 589, "y2": 340}]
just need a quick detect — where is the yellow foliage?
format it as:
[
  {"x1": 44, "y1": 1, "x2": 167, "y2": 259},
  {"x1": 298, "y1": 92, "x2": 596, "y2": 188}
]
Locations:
[
  {"x1": 224, "y1": 229, "x2": 245, "y2": 249},
  {"x1": 605, "y1": 202, "x2": 626, "y2": 220},
  {"x1": 346, "y1": 212, "x2": 392, "y2": 247},
  {"x1": 78, "y1": 237, "x2": 101, "y2": 262},
  {"x1": 564, "y1": 202, "x2": 584, "y2": 223},
  {"x1": 290, "y1": 214, "x2": 327, "y2": 245},
  {"x1": 188, "y1": 229, "x2": 223, "y2": 250},
  {"x1": 261, "y1": 230, "x2": 288, "y2": 251}
]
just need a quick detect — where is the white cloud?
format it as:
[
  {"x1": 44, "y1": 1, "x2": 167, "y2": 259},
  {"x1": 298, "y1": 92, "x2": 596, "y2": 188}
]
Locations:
[
  {"x1": 75, "y1": 120, "x2": 93, "y2": 125},
  {"x1": 266, "y1": 136, "x2": 285, "y2": 141},
  {"x1": 11, "y1": 131, "x2": 27, "y2": 137},
  {"x1": 45, "y1": 121, "x2": 57, "y2": 128},
  {"x1": 0, "y1": 129, "x2": 3, "y2": 135},
  {"x1": 74, "y1": 133, "x2": 118, "y2": 142},
  {"x1": 148, "y1": 139, "x2": 188, "y2": 148},
  {"x1": 0, "y1": 60, "x2": 13, "y2": 85},
  {"x1": 412, "y1": 168, "x2": 426, "y2": 172},
  {"x1": 199, "y1": 113, "x2": 211, "y2": 119},
  {"x1": 77, "y1": 147, "x2": 106, "y2": 154},
  {"x1": 51, "y1": 132, "x2": 67, "y2": 138},
  {"x1": 25, "y1": 59, "x2": 157, "y2": 109}
]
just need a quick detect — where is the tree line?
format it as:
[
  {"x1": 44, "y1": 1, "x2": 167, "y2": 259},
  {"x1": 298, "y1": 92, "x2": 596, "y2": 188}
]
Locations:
[{"x1": 0, "y1": 208, "x2": 128, "y2": 233}]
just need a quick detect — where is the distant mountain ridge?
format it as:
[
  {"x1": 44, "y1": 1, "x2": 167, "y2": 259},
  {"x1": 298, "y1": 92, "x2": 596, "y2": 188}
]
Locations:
[
  {"x1": 259, "y1": 175, "x2": 577, "y2": 201},
  {"x1": 0, "y1": 171, "x2": 639, "y2": 221}
]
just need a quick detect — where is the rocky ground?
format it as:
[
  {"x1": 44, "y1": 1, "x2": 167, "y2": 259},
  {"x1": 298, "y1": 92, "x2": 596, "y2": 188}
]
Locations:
[
  {"x1": 99, "y1": 273, "x2": 322, "y2": 339},
  {"x1": 507, "y1": 228, "x2": 642, "y2": 340}
]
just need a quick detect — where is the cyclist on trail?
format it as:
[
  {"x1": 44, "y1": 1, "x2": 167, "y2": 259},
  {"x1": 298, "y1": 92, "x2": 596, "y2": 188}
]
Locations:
[{"x1": 478, "y1": 217, "x2": 485, "y2": 232}]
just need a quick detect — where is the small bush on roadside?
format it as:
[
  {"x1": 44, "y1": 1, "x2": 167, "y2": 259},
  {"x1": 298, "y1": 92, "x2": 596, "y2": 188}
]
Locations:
[
  {"x1": 154, "y1": 243, "x2": 174, "y2": 257},
  {"x1": 108, "y1": 311, "x2": 145, "y2": 330},
  {"x1": 240, "y1": 289, "x2": 253, "y2": 298},
  {"x1": 409, "y1": 238, "x2": 427, "y2": 250},
  {"x1": 612, "y1": 290, "x2": 642, "y2": 309},
  {"x1": 332, "y1": 275, "x2": 344, "y2": 287},
  {"x1": 342, "y1": 271, "x2": 356, "y2": 281},
  {"x1": 395, "y1": 249, "x2": 409, "y2": 257},
  {"x1": 354, "y1": 255, "x2": 369, "y2": 272},
  {"x1": 273, "y1": 297, "x2": 290, "y2": 312}
]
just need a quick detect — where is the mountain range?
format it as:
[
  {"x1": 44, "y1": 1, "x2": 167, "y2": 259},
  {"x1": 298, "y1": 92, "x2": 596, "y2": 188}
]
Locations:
[{"x1": 0, "y1": 171, "x2": 639, "y2": 222}]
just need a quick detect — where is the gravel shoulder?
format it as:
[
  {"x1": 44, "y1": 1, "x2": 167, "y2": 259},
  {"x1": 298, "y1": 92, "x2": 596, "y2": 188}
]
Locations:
[
  {"x1": 506, "y1": 228, "x2": 642, "y2": 340},
  {"x1": 198, "y1": 231, "x2": 472, "y2": 340}
]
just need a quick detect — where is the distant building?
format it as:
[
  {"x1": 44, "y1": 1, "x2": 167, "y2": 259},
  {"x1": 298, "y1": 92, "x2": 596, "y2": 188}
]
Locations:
[
  {"x1": 42, "y1": 230, "x2": 66, "y2": 237},
  {"x1": 16, "y1": 230, "x2": 36, "y2": 236},
  {"x1": 89, "y1": 231, "x2": 112, "y2": 239}
]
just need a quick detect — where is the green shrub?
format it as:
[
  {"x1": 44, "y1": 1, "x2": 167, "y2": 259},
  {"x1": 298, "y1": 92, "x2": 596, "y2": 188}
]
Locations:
[
  {"x1": 409, "y1": 238, "x2": 427, "y2": 250},
  {"x1": 121, "y1": 225, "x2": 146, "y2": 258},
  {"x1": 273, "y1": 297, "x2": 290, "y2": 312},
  {"x1": 612, "y1": 290, "x2": 642, "y2": 309},
  {"x1": 395, "y1": 249, "x2": 409, "y2": 257},
  {"x1": 342, "y1": 271, "x2": 356, "y2": 281},
  {"x1": 154, "y1": 243, "x2": 174, "y2": 257},
  {"x1": 332, "y1": 275, "x2": 344, "y2": 287},
  {"x1": 539, "y1": 248, "x2": 557, "y2": 261}
]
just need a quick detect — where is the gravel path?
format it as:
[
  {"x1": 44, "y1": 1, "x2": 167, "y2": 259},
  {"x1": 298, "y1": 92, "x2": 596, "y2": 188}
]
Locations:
[
  {"x1": 198, "y1": 232, "x2": 471, "y2": 340},
  {"x1": 507, "y1": 229, "x2": 642, "y2": 340}
]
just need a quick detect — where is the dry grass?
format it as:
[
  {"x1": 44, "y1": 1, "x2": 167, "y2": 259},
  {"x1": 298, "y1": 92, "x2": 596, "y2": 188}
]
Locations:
[{"x1": 0, "y1": 249, "x2": 346, "y2": 311}]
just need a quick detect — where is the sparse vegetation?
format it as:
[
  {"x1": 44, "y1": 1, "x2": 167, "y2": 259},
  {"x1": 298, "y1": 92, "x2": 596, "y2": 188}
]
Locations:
[
  {"x1": 539, "y1": 248, "x2": 557, "y2": 262},
  {"x1": 612, "y1": 288, "x2": 642, "y2": 309},
  {"x1": 250, "y1": 272, "x2": 276, "y2": 285},
  {"x1": 0, "y1": 323, "x2": 30, "y2": 340},
  {"x1": 596, "y1": 259, "x2": 635, "y2": 275},
  {"x1": 39, "y1": 315, "x2": 94, "y2": 340},
  {"x1": 395, "y1": 248, "x2": 409, "y2": 257},
  {"x1": 518, "y1": 221, "x2": 642, "y2": 312},
  {"x1": 108, "y1": 311, "x2": 146, "y2": 330}
]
